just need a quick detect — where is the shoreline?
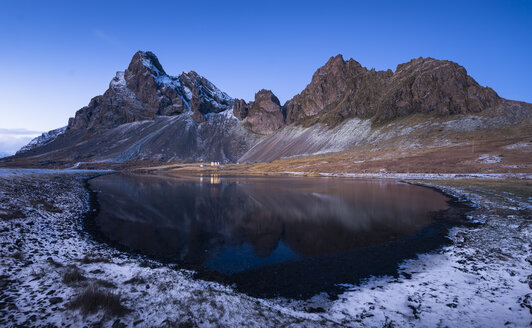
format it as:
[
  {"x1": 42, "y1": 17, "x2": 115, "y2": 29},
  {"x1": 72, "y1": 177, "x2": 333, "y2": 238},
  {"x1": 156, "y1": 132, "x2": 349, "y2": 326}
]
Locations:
[
  {"x1": 0, "y1": 168, "x2": 530, "y2": 326},
  {"x1": 86, "y1": 172, "x2": 476, "y2": 300}
]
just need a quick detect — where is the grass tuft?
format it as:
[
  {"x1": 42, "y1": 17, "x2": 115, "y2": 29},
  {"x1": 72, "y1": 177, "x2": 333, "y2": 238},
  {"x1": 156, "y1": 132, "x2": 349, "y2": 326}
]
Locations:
[
  {"x1": 10, "y1": 250, "x2": 24, "y2": 260},
  {"x1": 67, "y1": 284, "x2": 128, "y2": 316},
  {"x1": 62, "y1": 265, "x2": 86, "y2": 284},
  {"x1": 78, "y1": 254, "x2": 111, "y2": 264},
  {"x1": 123, "y1": 275, "x2": 146, "y2": 285},
  {"x1": 46, "y1": 257, "x2": 63, "y2": 268}
]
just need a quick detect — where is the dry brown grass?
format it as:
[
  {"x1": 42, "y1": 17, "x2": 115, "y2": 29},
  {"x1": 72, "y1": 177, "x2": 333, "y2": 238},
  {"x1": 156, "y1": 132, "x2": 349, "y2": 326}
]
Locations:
[
  {"x1": 422, "y1": 179, "x2": 532, "y2": 205},
  {"x1": 10, "y1": 251, "x2": 24, "y2": 260},
  {"x1": 78, "y1": 254, "x2": 111, "y2": 264},
  {"x1": 62, "y1": 266, "x2": 86, "y2": 284},
  {"x1": 133, "y1": 118, "x2": 531, "y2": 177},
  {"x1": 246, "y1": 133, "x2": 532, "y2": 175},
  {"x1": 0, "y1": 209, "x2": 25, "y2": 220},
  {"x1": 123, "y1": 275, "x2": 146, "y2": 285},
  {"x1": 46, "y1": 257, "x2": 63, "y2": 268},
  {"x1": 67, "y1": 284, "x2": 128, "y2": 316}
]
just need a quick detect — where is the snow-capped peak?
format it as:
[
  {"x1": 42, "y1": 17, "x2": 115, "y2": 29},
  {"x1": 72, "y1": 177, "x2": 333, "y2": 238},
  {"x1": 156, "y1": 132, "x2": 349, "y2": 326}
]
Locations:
[{"x1": 134, "y1": 51, "x2": 166, "y2": 77}]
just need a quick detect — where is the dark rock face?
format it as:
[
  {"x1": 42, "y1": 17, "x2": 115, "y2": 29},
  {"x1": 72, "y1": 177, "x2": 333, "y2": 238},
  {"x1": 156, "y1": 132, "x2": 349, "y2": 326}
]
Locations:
[
  {"x1": 179, "y1": 71, "x2": 233, "y2": 118},
  {"x1": 67, "y1": 51, "x2": 233, "y2": 134},
  {"x1": 284, "y1": 55, "x2": 392, "y2": 126},
  {"x1": 375, "y1": 57, "x2": 500, "y2": 121},
  {"x1": 67, "y1": 72, "x2": 150, "y2": 133},
  {"x1": 284, "y1": 55, "x2": 501, "y2": 126},
  {"x1": 124, "y1": 51, "x2": 182, "y2": 116},
  {"x1": 233, "y1": 99, "x2": 249, "y2": 120},
  {"x1": 243, "y1": 90, "x2": 285, "y2": 135}
]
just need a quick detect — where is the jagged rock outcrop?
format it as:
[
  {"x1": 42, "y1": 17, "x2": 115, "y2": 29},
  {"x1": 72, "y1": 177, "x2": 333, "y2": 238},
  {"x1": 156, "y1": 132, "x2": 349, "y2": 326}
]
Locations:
[
  {"x1": 240, "y1": 90, "x2": 285, "y2": 135},
  {"x1": 284, "y1": 55, "x2": 501, "y2": 126},
  {"x1": 179, "y1": 71, "x2": 234, "y2": 123},
  {"x1": 284, "y1": 55, "x2": 392, "y2": 126},
  {"x1": 124, "y1": 51, "x2": 186, "y2": 116},
  {"x1": 67, "y1": 51, "x2": 233, "y2": 134},
  {"x1": 233, "y1": 99, "x2": 249, "y2": 120},
  {"x1": 375, "y1": 57, "x2": 500, "y2": 121}
]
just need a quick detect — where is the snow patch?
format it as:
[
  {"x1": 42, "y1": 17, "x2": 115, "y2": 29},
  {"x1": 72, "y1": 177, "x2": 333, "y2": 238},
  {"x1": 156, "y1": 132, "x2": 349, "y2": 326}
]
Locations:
[
  {"x1": 477, "y1": 154, "x2": 502, "y2": 164},
  {"x1": 110, "y1": 71, "x2": 126, "y2": 88},
  {"x1": 505, "y1": 141, "x2": 532, "y2": 151}
]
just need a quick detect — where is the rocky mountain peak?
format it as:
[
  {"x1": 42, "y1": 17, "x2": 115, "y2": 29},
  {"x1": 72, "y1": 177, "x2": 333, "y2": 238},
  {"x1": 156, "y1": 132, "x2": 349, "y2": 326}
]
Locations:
[
  {"x1": 254, "y1": 89, "x2": 281, "y2": 108},
  {"x1": 314, "y1": 54, "x2": 362, "y2": 80},
  {"x1": 284, "y1": 55, "x2": 390, "y2": 125},
  {"x1": 13, "y1": 51, "x2": 529, "y2": 166},
  {"x1": 64, "y1": 51, "x2": 505, "y2": 137},
  {"x1": 239, "y1": 89, "x2": 285, "y2": 135},
  {"x1": 320, "y1": 54, "x2": 362, "y2": 71},
  {"x1": 375, "y1": 57, "x2": 501, "y2": 120},
  {"x1": 66, "y1": 51, "x2": 235, "y2": 134},
  {"x1": 323, "y1": 54, "x2": 345, "y2": 67},
  {"x1": 128, "y1": 51, "x2": 166, "y2": 77},
  {"x1": 284, "y1": 54, "x2": 501, "y2": 126}
]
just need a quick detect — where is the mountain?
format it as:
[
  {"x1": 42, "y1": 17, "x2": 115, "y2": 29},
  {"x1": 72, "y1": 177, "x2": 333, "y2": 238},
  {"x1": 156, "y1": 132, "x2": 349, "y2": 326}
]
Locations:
[
  {"x1": 238, "y1": 55, "x2": 526, "y2": 163},
  {"x1": 67, "y1": 51, "x2": 233, "y2": 132},
  {"x1": 283, "y1": 55, "x2": 500, "y2": 126},
  {"x1": 13, "y1": 51, "x2": 258, "y2": 165},
  {"x1": 8, "y1": 51, "x2": 531, "y2": 168},
  {"x1": 16, "y1": 127, "x2": 67, "y2": 154}
]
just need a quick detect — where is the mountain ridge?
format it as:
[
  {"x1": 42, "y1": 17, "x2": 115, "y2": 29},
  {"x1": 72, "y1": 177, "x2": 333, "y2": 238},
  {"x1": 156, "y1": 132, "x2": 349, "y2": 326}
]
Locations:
[{"x1": 7, "y1": 50, "x2": 531, "y2": 168}]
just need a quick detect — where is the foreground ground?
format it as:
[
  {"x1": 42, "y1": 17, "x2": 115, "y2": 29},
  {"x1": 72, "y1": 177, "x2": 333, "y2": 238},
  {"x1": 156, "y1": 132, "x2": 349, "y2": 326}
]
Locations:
[{"x1": 0, "y1": 168, "x2": 530, "y2": 327}]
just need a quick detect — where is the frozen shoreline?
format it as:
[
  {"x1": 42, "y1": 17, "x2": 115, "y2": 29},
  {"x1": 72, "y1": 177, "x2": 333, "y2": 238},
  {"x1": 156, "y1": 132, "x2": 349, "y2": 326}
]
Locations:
[
  {"x1": 0, "y1": 169, "x2": 530, "y2": 327},
  {"x1": 281, "y1": 171, "x2": 532, "y2": 181}
]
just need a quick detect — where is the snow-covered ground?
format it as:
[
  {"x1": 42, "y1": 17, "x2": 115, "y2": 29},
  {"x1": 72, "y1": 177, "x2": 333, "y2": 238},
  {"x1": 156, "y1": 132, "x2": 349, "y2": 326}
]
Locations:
[{"x1": 0, "y1": 169, "x2": 530, "y2": 327}]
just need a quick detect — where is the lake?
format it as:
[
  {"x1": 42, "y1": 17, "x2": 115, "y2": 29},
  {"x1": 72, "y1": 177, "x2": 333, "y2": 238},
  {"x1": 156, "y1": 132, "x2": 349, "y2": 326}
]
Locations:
[{"x1": 88, "y1": 174, "x2": 462, "y2": 298}]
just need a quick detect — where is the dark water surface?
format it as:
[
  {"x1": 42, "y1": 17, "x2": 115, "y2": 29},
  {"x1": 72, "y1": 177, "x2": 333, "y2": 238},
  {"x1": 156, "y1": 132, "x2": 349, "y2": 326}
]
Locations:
[{"x1": 88, "y1": 174, "x2": 466, "y2": 299}]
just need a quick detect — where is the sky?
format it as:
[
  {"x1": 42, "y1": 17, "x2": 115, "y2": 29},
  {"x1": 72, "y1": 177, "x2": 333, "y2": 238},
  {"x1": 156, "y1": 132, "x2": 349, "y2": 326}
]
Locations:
[{"x1": 0, "y1": 0, "x2": 531, "y2": 154}]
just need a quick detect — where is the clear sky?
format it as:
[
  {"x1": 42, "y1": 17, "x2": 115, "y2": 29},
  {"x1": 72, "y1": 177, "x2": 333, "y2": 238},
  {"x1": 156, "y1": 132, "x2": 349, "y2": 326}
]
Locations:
[{"x1": 0, "y1": 0, "x2": 531, "y2": 153}]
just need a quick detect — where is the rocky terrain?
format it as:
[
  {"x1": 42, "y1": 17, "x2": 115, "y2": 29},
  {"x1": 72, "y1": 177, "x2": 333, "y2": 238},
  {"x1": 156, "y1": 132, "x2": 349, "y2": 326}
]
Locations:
[
  {"x1": 68, "y1": 51, "x2": 234, "y2": 131},
  {"x1": 236, "y1": 89, "x2": 285, "y2": 135},
  {"x1": 282, "y1": 55, "x2": 500, "y2": 126},
  {"x1": 5, "y1": 51, "x2": 531, "y2": 169}
]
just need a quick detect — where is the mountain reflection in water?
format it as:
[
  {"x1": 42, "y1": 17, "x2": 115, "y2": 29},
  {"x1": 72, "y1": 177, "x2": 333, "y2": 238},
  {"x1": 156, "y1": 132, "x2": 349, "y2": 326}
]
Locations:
[{"x1": 89, "y1": 174, "x2": 449, "y2": 274}]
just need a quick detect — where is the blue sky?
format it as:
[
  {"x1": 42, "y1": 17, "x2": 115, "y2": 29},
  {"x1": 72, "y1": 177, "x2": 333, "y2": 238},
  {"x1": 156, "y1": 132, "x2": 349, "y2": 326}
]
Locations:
[{"x1": 0, "y1": 0, "x2": 531, "y2": 153}]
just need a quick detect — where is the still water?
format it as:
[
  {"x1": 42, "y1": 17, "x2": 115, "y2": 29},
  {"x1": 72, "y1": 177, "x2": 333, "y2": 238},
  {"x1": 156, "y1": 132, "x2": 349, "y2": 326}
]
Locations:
[{"x1": 88, "y1": 174, "x2": 454, "y2": 298}]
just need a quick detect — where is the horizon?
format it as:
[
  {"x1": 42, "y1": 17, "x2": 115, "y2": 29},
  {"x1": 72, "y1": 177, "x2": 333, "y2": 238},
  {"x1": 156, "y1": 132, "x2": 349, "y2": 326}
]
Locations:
[{"x1": 1, "y1": 0, "x2": 531, "y2": 154}]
